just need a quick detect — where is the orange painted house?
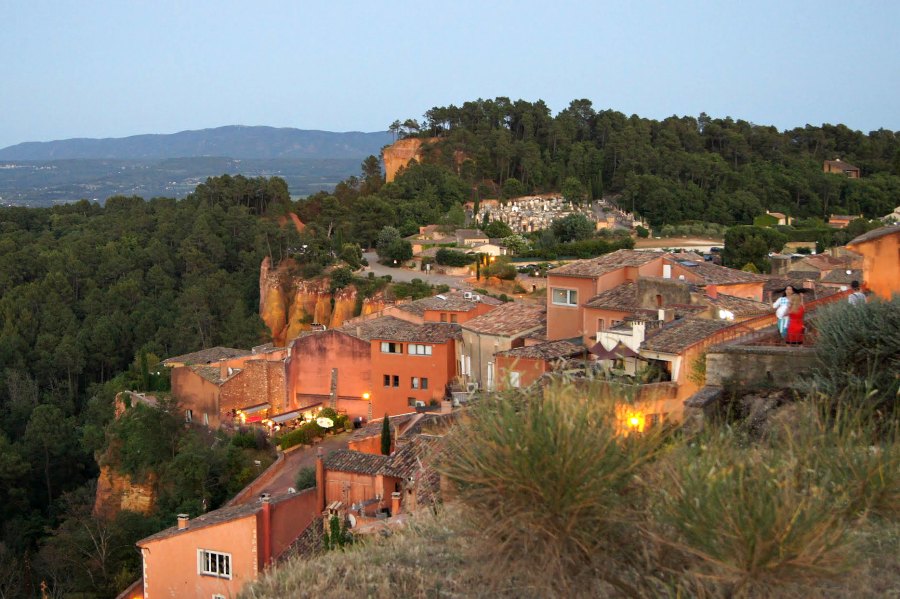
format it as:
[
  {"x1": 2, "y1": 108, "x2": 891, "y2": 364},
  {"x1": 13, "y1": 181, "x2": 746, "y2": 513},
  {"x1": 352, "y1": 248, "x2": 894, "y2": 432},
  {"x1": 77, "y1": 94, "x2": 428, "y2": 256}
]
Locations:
[
  {"x1": 846, "y1": 224, "x2": 900, "y2": 300},
  {"x1": 393, "y1": 291, "x2": 502, "y2": 324},
  {"x1": 547, "y1": 250, "x2": 668, "y2": 342},
  {"x1": 137, "y1": 490, "x2": 318, "y2": 599},
  {"x1": 285, "y1": 313, "x2": 465, "y2": 421},
  {"x1": 354, "y1": 316, "x2": 460, "y2": 416},
  {"x1": 495, "y1": 340, "x2": 586, "y2": 389}
]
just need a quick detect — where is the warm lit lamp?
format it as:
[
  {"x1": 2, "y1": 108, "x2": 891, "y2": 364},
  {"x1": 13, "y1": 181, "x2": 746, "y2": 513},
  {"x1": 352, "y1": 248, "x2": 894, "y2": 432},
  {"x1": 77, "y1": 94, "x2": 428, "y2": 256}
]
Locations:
[{"x1": 362, "y1": 392, "x2": 371, "y2": 401}]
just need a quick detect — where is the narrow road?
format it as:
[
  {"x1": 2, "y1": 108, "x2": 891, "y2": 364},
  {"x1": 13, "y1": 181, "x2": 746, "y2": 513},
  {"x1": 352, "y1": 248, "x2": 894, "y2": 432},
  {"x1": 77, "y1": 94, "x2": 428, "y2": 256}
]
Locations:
[
  {"x1": 249, "y1": 432, "x2": 351, "y2": 499},
  {"x1": 363, "y1": 252, "x2": 474, "y2": 289}
]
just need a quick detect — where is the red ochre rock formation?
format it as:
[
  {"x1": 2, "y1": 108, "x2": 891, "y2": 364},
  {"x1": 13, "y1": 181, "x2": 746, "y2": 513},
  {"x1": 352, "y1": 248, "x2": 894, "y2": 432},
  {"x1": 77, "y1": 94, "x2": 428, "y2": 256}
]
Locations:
[
  {"x1": 93, "y1": 465, "x2": 156, "y2": 519},
  {"x1": 260, "y1": 258, "x2": 387, "y2": 346}
]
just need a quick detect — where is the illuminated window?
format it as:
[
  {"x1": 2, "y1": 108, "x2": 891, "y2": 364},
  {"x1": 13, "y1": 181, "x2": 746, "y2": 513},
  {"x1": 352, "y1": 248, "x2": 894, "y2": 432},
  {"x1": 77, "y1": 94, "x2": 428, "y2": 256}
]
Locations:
[
  {"x1": 198, "y1": 550, "x2": 231, "y2": 579},
  {"x1": 551, "y1": 288, "x2": 578, "y2": 306}
]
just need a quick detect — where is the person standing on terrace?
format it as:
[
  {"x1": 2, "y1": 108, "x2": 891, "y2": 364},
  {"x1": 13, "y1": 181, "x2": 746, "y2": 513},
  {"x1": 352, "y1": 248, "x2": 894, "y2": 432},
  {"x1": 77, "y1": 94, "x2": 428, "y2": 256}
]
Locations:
[
  {"x1": 772, "y1": 286, "x2": 792, "y2": 340},
  {"x1": 786, "y1": 291, "x2": 805, "y2": 345}
]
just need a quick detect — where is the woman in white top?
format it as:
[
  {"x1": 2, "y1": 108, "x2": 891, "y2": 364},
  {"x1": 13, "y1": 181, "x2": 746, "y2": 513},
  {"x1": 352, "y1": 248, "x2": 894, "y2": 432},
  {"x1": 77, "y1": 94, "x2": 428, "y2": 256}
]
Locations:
[{"x1": 772, "y1": 286, "x2": 793, "y2": 339}]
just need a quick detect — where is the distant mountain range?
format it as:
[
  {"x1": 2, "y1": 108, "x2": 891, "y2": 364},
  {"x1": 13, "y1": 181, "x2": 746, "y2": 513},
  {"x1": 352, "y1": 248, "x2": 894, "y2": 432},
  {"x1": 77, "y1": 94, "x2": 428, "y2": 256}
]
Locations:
[
  {"x1": 0, "y1": 125, "x2": 392, "y2": 161},
  {"x1": 0, "y1": 126, "x2": 394, "y2": 205}
]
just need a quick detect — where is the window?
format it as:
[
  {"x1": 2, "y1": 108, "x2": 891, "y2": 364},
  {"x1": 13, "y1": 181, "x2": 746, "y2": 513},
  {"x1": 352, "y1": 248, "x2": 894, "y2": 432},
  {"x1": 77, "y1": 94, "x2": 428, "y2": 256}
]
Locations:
[
  {"x1": 203, "y1": 413, "x2": 209, "y2": 426},
  {"x1": 450, "y1": 314, "x2": 458, "y2": 323},
  {"x1": 409, "y1": 344, "x2": 433, "y2": 355},
  {"x1": 198, "y1": 550, "x2": 231, "y2": 579},
  {"x1": 440, "y1": 313, "x2": 447, "y2": 322},
  {"x1": 411, "y1": 377, "x2": 420, "y2": 389},
  {"x1": 392, "y1": 375, "x2": 399, "y2": 388},
  {"x1": 421, "y1": 377, "x2": 429, "y2": 390},
  {"x1": 185, "y1": 409, "x2": 192, "y2": 423},
  {"x1": 408, "y1": 397, "x2": 417, "y2": 407},
  {"x1": 509, "y1": 371, "x2": 521, "y2": 388},
  {"x1": 380, "y1": 342, "x2": 403, "y2": 354},
  {"x1": 551, "y1": 288, "x2": 578, "y2": 306},
  {"x1": 597, "y1": 318, "x2": 605, "y2": 331},
  {"x1": 383, "y1": 374, "x2": 391, "y2": 387},
  {"x1": 487, "y1": 362, "x2": 494, "y2": 390}
]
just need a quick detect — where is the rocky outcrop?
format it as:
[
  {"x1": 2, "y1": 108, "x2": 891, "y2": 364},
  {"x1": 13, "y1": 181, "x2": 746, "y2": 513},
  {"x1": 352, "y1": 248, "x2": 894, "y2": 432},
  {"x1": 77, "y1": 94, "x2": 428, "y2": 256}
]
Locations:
[
  {"x1": 382, "y1": 137, "x2": 442, "y2": 182},
  {"x1": 260, "y1": 260, "x2": 389, "y2": 346},
  {"x1": 93, "y1": 465, "x2": 156, "y2": 519}
]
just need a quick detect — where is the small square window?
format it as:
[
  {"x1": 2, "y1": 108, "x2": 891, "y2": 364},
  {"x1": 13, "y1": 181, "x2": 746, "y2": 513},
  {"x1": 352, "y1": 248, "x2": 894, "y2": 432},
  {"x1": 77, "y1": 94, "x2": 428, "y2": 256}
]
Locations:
[
  {"x1": 450, "y1": 314, "x2": 458, "y2": 323},
  {"x1": 383, "y1": 374, "x2": 391, "y2": 387},
  {"x1": 551, "y1": 288, "x2": 578, "y2": 306},
  {"x1": 411, "y1": 377, "x2": 420, "y2": 389},
  {"x1": 440, "y1": 313, "x2": 447, "y2": 322},
  {"x1": 421, "y1": 377, "x2": 429, "y2": 390},
  {"x1": 392, "y1": 375, "x2": 399, "y2": 388}
]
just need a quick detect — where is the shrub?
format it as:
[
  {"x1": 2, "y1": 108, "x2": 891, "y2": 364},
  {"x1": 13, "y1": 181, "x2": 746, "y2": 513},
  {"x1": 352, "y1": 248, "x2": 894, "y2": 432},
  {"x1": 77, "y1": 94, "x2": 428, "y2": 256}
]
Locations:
[
  {"x1": 278, "y1": 421, "x2": 325, "y2": 450},
  {"x1": 811, "y1": 297, "x2": 900, "y2": 420},
  {"x1": 443, "y1": 380, "x2": 667, "y2": 594},
  {"x1": 435, "y1": 248, "x2": 475, "y2": 267},
  {"x1": 295, "y1": 466, "x2": 316, "y2": 491},
  {"x1": 649, "y1": 433, "x2": 851, "y2": 595}
]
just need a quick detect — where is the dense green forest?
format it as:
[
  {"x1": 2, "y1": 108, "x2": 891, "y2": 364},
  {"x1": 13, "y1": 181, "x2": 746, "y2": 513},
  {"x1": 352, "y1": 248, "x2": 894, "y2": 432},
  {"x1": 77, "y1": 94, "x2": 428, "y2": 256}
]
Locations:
[
  {"x1": 387, "y1": 98, "x2": 899, "y2": 227},
  {"x1": 0, "y1": 176, "x2": 302, "y2": 597}
]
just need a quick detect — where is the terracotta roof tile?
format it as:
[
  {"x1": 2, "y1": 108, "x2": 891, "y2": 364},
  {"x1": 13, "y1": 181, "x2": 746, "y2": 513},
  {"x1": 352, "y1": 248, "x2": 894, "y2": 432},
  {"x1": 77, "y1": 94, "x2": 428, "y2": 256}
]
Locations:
[
  {"x1": 496, "y1": 340, "x2": 586, "y2": 360},
  {"x1": 549, "y1": 249, "x2": 662, "y2": 278},
  {"x1": 324, "y1": 449, "x2": 391, "y2": 475},
  {"x1": 339, "y1": 316, "x2": 461, "y2": 344},
  {"x1": 396, "y1": 291, "x2": 502, "y2": 315},
  {"x1": 138, "y1": 490, "x2": 305, "y2": 546},
  {"x1": 461, "y1": 301, "x2": 546, "y2": 336},
  {"x1": 162, "y1": 346, "x2": 251, "y2": 366},
  {"x1": 641, "y1": 318, "x2": 731, "y2": 354},
  {"x1": 847, "y1": 223, "x2": 900, "y2": 246},
  {"x1": 381, "y1": 435, "x2": 443, "y2": 479},
  {"x1": 669, "y1": 260, "x2": 768, "y2": 285},
  {"x1": 821, "y1": 268, "x2": 863, "y2": 284},
  {"x1": 707, "y1": 294, "x2": 771, "y2": 316},
  {"x1": 584, "y1": 282, "x2": 655, "y2": 313}
]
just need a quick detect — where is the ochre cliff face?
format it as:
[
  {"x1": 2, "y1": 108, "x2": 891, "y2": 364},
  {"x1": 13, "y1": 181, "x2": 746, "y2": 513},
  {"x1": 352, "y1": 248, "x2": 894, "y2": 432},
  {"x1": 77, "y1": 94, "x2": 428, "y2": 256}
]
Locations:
[
  {"x1": 93, "y1": 465, "x2": 156, "y2": 519},
  {"x1": 260, "y1": 260, "x2": 389, "y2": 346},
  {"x1": 383, "y1": 137, "x2": 441, "y2": 182}
]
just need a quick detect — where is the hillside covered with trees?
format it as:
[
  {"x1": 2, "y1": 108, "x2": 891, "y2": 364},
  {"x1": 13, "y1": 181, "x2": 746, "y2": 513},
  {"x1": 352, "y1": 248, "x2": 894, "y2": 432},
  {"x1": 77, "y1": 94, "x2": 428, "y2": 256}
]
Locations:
[{"x1": 390, "y1": 98, "x2": 899, "y2": 227}]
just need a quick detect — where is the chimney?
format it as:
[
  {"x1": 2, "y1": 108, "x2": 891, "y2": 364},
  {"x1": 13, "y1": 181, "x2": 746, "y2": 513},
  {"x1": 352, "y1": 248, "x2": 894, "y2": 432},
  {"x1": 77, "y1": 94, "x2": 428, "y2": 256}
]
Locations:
[
  {"x1": 391, "y1": 491, "x2": 402, "y2": 516},
  {"x1": 260, "y1": 494, "x2": 272, "y2": 567},
  {"x1": 315, "y1": 447, "x2": 325, "y2": 513},
  {"x1": 177, "y1": 514, "x2": 189, "y2": 530},
  {"x1": 220, "y1": 363, "x2": 228, "y2": 379}
]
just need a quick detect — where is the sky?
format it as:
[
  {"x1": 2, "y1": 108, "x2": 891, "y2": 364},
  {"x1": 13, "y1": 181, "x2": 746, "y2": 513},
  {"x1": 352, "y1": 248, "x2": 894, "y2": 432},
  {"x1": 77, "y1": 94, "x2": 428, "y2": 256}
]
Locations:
[{"x1": 1, "y1": 0, "x2": 898, "y2": 149}]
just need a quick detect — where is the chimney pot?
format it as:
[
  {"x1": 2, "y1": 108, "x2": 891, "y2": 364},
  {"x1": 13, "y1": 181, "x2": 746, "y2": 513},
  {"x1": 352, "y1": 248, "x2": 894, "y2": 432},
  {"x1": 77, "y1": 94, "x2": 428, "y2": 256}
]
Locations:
[{"x1": 177, "y1": 514, "x2": 189, "y2": 530}]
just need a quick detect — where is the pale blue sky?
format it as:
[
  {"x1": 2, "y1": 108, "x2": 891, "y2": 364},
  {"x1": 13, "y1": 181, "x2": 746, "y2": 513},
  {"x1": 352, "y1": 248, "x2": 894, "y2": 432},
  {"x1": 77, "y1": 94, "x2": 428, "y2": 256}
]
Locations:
[{"x1": 1, "y1": 0, "x2": 898, "y2": 149}]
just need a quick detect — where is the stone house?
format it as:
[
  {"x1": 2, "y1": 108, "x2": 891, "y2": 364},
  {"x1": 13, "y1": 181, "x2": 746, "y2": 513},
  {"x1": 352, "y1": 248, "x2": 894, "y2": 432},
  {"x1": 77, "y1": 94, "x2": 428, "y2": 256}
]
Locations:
[
  {"x1": 823, "y1": 159, "x2": 861, "y2": 178},
  {"x1": 457, "y1": 301, "x2": 546, "y2": 392}
]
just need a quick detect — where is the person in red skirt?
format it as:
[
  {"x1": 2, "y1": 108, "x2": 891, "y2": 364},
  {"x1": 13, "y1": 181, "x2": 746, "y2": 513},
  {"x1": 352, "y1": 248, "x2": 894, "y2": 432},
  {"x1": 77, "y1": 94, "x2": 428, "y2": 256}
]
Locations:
[{"x1": 786, "y1": 292, "x2": 805, "y2": 345}]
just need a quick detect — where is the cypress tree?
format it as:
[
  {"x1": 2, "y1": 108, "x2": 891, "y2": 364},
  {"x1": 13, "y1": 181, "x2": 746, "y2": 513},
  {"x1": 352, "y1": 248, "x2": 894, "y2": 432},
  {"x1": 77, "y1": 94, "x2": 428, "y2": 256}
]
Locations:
[{"x1": 381, "y1": 414, "x2": 392, "y2": 455}]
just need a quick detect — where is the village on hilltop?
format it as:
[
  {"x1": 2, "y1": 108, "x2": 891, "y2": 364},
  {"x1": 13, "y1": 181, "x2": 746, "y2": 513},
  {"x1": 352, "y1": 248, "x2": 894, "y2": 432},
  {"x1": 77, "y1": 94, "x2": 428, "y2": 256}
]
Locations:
[{"x1": 122, "y1": 216, "x2": 900, "y2": 599}]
